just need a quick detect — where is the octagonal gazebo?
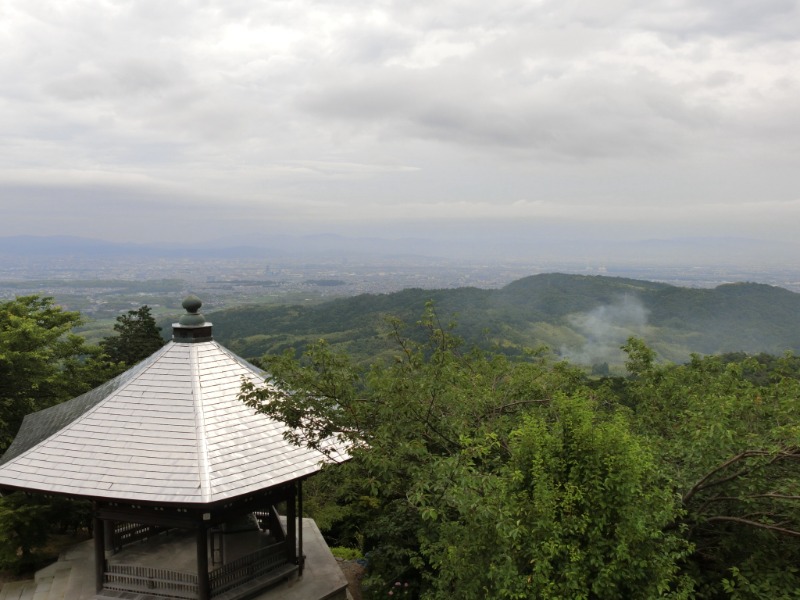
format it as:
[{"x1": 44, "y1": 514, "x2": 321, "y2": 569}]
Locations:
[{"x1": 0, "y1": 297, "x2": 345, "y2": 600}]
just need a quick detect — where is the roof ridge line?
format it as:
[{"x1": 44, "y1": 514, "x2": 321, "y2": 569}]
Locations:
[{"x1": 191, "y1": 344, "x2": 213, "y2": 504}]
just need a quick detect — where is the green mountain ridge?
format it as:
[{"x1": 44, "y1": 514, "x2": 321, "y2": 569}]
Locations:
[{"x1": 206, "y1": 273, "x2": 800, "y2": 367}]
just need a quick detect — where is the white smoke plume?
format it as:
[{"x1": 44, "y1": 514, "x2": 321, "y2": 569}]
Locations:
[{"x1": 562, "y1": 294, "x2": 650, "y2": 367}]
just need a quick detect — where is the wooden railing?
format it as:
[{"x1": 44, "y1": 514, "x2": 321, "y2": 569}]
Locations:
[
  {"x1": 253, "y1": 506, "x2": 286, "y2": 540},
  {"x1": 105, "y1": 563, "x2": 198, "y2": 599},
  {"x1": 209, "y1": 541, "x2": 288, "y2": 597},
  {"x1": 113, "y1": 522, "x2": 172, "y2": 550},
  {"x1": 105, "y1": 542, "x2": 290, "y2": 600},
  {"x1": 103, "y1": 512, "x2": 290, "y2": 600}
]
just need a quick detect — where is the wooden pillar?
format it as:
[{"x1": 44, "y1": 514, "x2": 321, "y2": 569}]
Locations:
[
  {"x1": 286, "y1": 484, "x2": 297, "y2": 564},
  {"x1": 93, "y1": 516, "x2": 105, "y2": 593},
  {"x1": 103, "y1": 519, "x2": 115, "y2": 556},
  {"x1": 197, "y1": 524, "x2": 211, "y2": 600},
  {"x1": 298, "y1": 479, "x2": 305, "y2": 575}
]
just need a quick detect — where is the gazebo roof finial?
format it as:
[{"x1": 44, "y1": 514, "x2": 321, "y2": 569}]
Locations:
[
  {"x1": 173, "y1": 295, "x2": 213, "y2": 342},
  {"x1": 179, "y1": 294, "x2": 205, "y2": 326}
]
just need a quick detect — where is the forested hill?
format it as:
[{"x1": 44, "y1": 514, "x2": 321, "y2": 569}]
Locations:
[{"x1": 208, "y1": 273, "x2": 800, "y2": 368}]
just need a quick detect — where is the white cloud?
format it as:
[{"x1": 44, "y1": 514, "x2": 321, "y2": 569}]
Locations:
[{"x1": 0, "y1": 0, "x2": 798, "y2": 247}]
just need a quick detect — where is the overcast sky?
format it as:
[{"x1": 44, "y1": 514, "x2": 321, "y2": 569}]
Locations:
[{"x1": 1, "y1": 0, "x2": 799, "y2": 250}]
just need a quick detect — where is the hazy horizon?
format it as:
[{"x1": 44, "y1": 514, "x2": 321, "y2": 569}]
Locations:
[
  {"x1": 1, "y1": 233, "x2": 799, "y2": 286},
  {"x1": 2, "y1": 1, "x2": 799, "y2": 250}
]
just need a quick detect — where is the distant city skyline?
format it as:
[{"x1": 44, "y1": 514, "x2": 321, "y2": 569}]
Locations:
[{"x1": 1, "y1": 1, "x2": 799, "y2": 251}]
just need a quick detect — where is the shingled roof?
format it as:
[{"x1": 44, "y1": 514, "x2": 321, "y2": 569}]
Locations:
[
  {"x1": 0, "y1": 299, "x2": 343, "y2": 505},
  {"x1": 1, "y1": 356, "x2": 159, "y2": 466}
]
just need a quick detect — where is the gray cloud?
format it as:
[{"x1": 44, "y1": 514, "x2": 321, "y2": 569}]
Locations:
[{"x1": 0, "y1": 0, "x2": 799, "y2": 247}]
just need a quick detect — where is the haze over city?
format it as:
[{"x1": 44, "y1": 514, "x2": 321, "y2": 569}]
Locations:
[{"x1": 1, "y1": 0, "x2": 799, "y2": 264}]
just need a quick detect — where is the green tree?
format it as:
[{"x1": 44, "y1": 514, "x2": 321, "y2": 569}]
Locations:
[
  {"x1": 623, "y1": 341, "x2": 800, "y2": 598},
  {"x1": 0, "y1": 296, "x2": 96, "y2": 451},
  {"x1": 100, "y1": 305, "x2": 165, "y2": 368},
  {"x1": 241, "y1": 310, "x2": 688, "y2": 598},
  {"x1": 0, "y1": 494, "x2": 51, "y2": 573},
  {"x1": 412, "y1": 394, "x2": 691, "y2": 600},
  {"x1": 0, "y1": 493, "x2": 91, "y2": 573},
  {"x1": 0, "y1": 296, "x2": 102, "y2": 572}
]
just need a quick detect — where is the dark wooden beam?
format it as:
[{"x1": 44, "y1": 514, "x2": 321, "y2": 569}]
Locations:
[
  {"x1": 103, "y1": 519, "x2": 115, "y2": 556},
  {"x1": 93, "y1": 516, "x2": 105, "y2": 593},
  {"x1": 298, "y1": 479, "x2": 305, "y2": 576},
  {"x1": 197, "y1": 523, "x2": 211, "y2": 600},
  {"x1": 96, "y1": 506, "x2": 200, "y2": 528},
  {"x1": 94, "y1": 485, "x2": 294, "y2": 530},
  {"x1": 286, "y1": 483, "x2": 297, "y2": 564}
]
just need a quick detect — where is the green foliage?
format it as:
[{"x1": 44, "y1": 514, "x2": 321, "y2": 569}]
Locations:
[
  {"x1": 243, "y1": 307, "x2": 800, "y2": 598},
  {"x1": 293, "y1": 464, "x2": 363, "y2": 545},
  {"x1": 329, "y1": 546, "x2": 363, "y2": 561},
  {"x1": 217, "y1": 274, "x2": 800, "y2": 366},
  {"x1": 623, "y1": 345, "x2": 800, "y2": 598},
  {"x1": 412, "y1": 394, "x2": 691, "y2": 600},
  {"x1": 0, "y1": 493, "x2": 91, "y2": 573},
  {"x1": 100, "y1": 305, "x2": 165, "y2": 368},
  {"x1": 241, "y1": 306, "x2": 687, "y2": 598},
  {"x1": 0, "y1": 295, "x2": 104, "y2": 573},
  {"x1": 0, "y1": 296, "x2": 100, "y2": 452},
  {"x1": 0, "y1": 493, "x2": 50, "y2": 572},
  {"x1": 622, "y1": 337, "x2": 657, "y2": 376}
]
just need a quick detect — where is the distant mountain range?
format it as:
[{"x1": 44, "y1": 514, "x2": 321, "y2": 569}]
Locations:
[
  {"x1": 0, "y1": 235, "x2": 275, "y2": 259},
  {"x1": 207, "y1": 273, "x2": 800, "y2": 369},
  {"x1": 0, "y1": 234, "x2": 795, "y2": 265},
  {"x1": 0, "y1": 234, "x2": 444, "y2": 261}
]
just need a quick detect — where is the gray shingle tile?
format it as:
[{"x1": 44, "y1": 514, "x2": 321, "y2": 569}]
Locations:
[{"x1": 0, "y1": 341, "x2": 347, "y2": 505}]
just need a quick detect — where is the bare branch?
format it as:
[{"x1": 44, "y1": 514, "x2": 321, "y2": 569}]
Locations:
[
  {"x1": 759, "y1": 493, "x2": 800, "y2": 501},
  {"x1": 683, "y1": 450, "x2": 771, "y2": 505},
  {"x1": 705, "y1": 516, "x2": 800, "y2": 539},
  {"x1": 699, "y1": 492, "x2": 800, "y2": 505}
]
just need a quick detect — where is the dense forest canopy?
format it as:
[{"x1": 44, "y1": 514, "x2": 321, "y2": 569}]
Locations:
[
  {"x1": 209, "y1": 273, "x2": 800, "y2": 368},
  {"x1": 1, "y1": 285, "x2": 799, "y2": 599},
  {"x1": 242, "y1": 305, "x2": 800, "y2": 599}
]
